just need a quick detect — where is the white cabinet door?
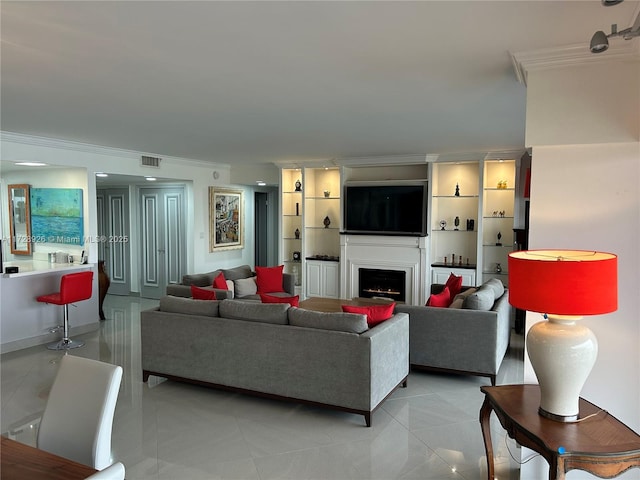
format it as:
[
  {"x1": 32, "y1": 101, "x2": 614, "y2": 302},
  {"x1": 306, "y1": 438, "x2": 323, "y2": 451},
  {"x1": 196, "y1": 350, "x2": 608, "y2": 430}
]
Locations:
[
  {"x1": 306, "y1": 261, "x2": 322, "y2": 297},
  {"x1": 431, "y1": 267, "x2": 476, "y2": 287},
  {"x1": 306, "y1": 260, "x2": 340, "y2": 298},
  {"x1": 323, "y1": 262, "x2": 340, "y2": 298}
]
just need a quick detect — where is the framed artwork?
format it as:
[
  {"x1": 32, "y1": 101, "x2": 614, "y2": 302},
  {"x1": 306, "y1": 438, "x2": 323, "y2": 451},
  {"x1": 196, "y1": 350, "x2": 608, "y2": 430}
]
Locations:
[
  {"x1": 209, "y1": 187, "x2": 243, "y2": 251},
  {"x1": 30, "y1": 188, "x2": 84, "y2": 245}
]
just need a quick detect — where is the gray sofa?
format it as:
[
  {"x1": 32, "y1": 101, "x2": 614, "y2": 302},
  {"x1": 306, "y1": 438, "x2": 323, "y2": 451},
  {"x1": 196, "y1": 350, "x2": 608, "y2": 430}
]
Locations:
[
  {"x1": 166, "y1": 264, "x2": 295, "y2": 300},
  {"x1": 141, "y1": 296, "x2": 409, "y2": 426},
  {"x1": 395, "y1": 278, "x2": 511, "y2": 386}
]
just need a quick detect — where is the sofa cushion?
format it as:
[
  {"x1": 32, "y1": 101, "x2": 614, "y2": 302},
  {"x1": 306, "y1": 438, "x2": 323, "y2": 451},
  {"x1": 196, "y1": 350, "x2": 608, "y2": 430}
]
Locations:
[
  {"x1": 449, "y1": 287, "x2": 478, "y2": 309},
  {"x1": 213, "y1": 272, "x2": 228, "y2": 290},
  {"x1": 341, "y1": 302, "x2": 396, "y2": 327},
  {"x1": 159, "y1": 295, "x2": 219, "y2": 317},
  {"x1": 445, "y1": 273, "x2": 463, "y2": 299},
  {"x1": 191, "y1": 285, "x2": 217, "y2": 300},
  {"x1": 221, "y1": 265, "x2": 253, "y2": 281},
  {"x1": 234, "y1": 277, "x2": 258, "y2": 297},
  {"x1": 182, "y1": 270, "x2": 219, "y2": 287},
  {"x1": 462, "y1": 284, "x2": 495, "y2": 311},
  {"x1": 483, "y1": 278, "x2": 505, "y2": 299},
  {"x1": 260, "y1": 293, "x2": 299, "y2": 307},
  {"x1": 219, "y1": 299, "x2": 289, "y2": 325},
  {"x1": 427, "y1": 286, "x2": 451, "y2": 307},
  {"x1": 255, "y1": 265, "x2": 285, "y2": 293},
  {"x1": 288, "y1": 307, "x2": 368, "y2": 334}
]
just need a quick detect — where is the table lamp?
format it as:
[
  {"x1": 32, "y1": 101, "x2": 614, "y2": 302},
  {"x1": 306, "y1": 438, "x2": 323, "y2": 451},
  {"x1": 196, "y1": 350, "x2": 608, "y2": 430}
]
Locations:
[{"x1": 508, "y1": 250, "x2": 617, "y2": 422}]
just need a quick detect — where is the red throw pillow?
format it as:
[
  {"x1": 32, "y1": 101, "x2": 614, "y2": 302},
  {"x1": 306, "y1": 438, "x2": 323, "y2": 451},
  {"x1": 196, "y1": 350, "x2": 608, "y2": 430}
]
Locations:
[
  {"x1": 445, "y1": 273, "x2": 463, "y2": 299},
  {"x1": 342, "y1": 302, "x2": 396, "y2": 327},
  {"x1": 255, "y1": 265, "x2": 285, "y2": 293},
  {"x1": 426, "y1": 286, "x2": 450, "y2": 308},
  {"x1": 213, "y1": 272, "x2": 228, "y2": 290},
  {"x1": 259, "y1": 293, "x2": 299, "y2": 307},
  {"x1": 191, "y1": 285, "x2": 217, "y2": 300}
]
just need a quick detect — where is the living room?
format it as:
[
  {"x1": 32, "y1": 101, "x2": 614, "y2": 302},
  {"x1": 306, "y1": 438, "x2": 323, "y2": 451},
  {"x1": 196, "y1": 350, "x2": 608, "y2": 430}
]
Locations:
[{"x1": 1, "y1": 2, "x2": 639, "y2": 479}]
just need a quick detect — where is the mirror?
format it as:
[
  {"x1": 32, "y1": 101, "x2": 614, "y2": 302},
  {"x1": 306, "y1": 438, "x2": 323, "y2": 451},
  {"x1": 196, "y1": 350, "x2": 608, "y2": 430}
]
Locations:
[{"x1": 8, "y1": 184, "x2": 32, "y2": 255}]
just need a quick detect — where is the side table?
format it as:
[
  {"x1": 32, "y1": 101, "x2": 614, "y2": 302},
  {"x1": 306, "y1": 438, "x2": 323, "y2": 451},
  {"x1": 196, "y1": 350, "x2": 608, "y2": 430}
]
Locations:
[{"x1": 480, "y1": 384, "x2": 640, "y2": 480}]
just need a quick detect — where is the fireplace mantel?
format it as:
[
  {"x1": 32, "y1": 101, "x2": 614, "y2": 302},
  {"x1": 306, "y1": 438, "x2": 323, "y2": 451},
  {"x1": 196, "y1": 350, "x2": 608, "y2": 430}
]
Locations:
[{"x1": 339, "y1": 234, "x2": 429, "y2": 305}]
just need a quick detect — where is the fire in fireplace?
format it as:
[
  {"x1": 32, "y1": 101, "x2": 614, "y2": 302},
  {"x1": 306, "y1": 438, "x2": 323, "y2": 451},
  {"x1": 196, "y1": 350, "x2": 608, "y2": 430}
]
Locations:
[{"x1": 358, "y1": 268, "x2": 406, "y2": 302}]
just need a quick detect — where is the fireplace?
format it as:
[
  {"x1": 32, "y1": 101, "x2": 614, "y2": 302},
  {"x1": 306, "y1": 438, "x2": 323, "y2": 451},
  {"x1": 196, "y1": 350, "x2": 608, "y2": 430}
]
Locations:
[
  {"x1": 358, "y1": 268, "x2": 406, "y2": 302},
  {"x1": 340, "y1": 234, "x2": 428, "y2": 305}
]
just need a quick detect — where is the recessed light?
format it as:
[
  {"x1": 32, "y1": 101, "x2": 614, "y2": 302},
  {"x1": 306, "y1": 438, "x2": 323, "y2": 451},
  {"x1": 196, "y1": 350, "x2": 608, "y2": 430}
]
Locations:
[
  {"x1": 15, "y1": 162, "x2": 47, "y2": 167},
  {"x1": 145, "y1": 176, "x2": 157, "y2": 181},
  {"x1": 257, "y1": 181, "x2": 266, "y2": 186},
  {"x1": 95, "y1": 172, "x2": 109, "y2": 177}
]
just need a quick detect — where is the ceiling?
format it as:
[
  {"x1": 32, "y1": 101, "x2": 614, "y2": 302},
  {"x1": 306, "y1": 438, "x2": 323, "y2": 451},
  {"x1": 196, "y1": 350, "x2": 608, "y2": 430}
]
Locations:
[{"x1": 2, "y1": 1, "x2": 639, "y2": 168}]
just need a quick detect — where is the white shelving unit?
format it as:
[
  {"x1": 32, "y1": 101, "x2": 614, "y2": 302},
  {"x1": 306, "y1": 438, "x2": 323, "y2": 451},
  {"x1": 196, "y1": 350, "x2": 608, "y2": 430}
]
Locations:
[
  {"x1": 429, "y1": 161, "x2": 480, "y2": 287},
  {"x1": 481, "y1": 160, "x2": 516, "y2": 286},
  {"x1": 280, "y1": 168, "x2": 303, "y2": 289}
]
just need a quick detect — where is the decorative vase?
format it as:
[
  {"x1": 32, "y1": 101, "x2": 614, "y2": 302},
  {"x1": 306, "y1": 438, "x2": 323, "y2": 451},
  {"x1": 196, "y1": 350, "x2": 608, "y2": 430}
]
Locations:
[
  {"x1": 294, "y1": 228, "x2": 300, "y2": 239},
  {"x1": 454, "y1": 216, "x2": 460, "y2": 230},
  {"x1": 455, "y1": 183, "x2": 460, "y2": 196},
  {"x1": 324, "y1": 190, "x2": 330, "y2": 198},
  {"x1": 98, "y1": 260, "x2": 110, "y2": 321},
  {"x1": 323, "y1": 216, "x2": 331, "y2": 228},
  {"x1": 295, "y1": 179, "x2": 302, "y2": 191}
]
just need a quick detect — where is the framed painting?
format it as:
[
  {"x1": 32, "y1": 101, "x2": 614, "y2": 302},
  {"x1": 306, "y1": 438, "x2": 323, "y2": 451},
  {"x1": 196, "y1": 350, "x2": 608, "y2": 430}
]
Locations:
[
  {"x1": 30, "y1": 188, "x2": 84, "y2": 245},
  {"x1": 209, "y1": 187, "x2": 243, "y2": 251}
]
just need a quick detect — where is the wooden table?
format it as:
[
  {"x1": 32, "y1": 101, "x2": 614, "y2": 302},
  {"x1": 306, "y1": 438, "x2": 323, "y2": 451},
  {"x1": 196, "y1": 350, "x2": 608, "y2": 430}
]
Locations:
[
  {"x1": 1, "y1": 436, "x2": 98, "y2": 479},
  {"x1": 479, "y1": 385, "x2": 640, "y2": 480},
  {"x1": 299, "y1": 296, "x2": 395, "y2": 313}
]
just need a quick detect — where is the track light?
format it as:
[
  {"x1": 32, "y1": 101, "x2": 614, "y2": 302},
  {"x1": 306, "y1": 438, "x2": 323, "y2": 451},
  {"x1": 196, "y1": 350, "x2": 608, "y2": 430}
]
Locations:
[
  {"x1": 590, "y1": 11, "x2": 640, "y2": 53},
  {"x1": 590, "y1": 30, "x2": 610, "y2": 52}
]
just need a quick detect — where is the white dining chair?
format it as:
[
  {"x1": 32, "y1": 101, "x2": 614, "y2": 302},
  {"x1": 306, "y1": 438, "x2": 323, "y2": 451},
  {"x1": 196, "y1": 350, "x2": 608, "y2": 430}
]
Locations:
[
  {"x1": 37, "y1": 354, "x2": 123, "y2": 470},
  {"x1": 85, "y1": 462, "x2": 126, "y2": 479}
]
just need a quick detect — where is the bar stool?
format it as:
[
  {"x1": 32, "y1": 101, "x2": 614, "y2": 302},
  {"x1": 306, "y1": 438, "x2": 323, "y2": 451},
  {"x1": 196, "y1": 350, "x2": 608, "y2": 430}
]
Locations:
[{"x1": 37, "y1": 270, "x2": 94, "y2": 350}]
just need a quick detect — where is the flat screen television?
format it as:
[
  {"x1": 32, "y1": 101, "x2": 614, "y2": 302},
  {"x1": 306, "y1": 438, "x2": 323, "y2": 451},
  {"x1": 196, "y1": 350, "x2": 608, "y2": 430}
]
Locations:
[{"x1": 343, "y1": 183, "x2": 428, "y2": 236}]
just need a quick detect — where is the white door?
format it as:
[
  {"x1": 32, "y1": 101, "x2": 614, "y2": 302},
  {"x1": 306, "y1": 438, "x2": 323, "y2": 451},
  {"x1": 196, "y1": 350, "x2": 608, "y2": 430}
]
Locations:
[{"x1": 139, "y1": 186, "x2": 186, "y2": 299}]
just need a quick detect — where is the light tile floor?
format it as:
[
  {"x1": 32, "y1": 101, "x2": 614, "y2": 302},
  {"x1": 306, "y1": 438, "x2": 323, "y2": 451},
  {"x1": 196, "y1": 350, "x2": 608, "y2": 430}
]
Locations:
[{"x1": 1, "y1": 294, "x2": 525, "y2": 480}]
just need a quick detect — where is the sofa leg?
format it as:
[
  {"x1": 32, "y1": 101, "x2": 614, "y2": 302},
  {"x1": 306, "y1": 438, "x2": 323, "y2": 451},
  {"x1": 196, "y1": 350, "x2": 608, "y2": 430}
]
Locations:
[
  {"x1": 142, "y1": 370, "x2": 150, "y2": 382},
  {"x1": 402, "y1": 379, "x2": 408, "y2": 388},
  {"x1": 490, "y1": 375, "x2": 496, "y2": 386},
  {"x1": 364, "y1": 412, "x2": 372, "y2": 427}
]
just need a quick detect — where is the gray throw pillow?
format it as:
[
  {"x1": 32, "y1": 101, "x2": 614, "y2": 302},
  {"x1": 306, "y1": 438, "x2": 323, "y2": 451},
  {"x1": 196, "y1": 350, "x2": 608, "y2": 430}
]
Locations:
[
  {"x1": 234, "y1": 277, "x2": 257, "y2": 297},
  {"x1": 462, "y1": 285, "x2": 495, "y2": 311},
  {"x1": 159, "y1": 296, "x2": 219, "y2": 317},
  {"x1": 219, "y1": 299, "x2": 289, "y2": 325},
  {"x1": 483, "y1": 278, "x2": 505, "y2": 299},
  {"x1": 288, "y1": 307, "x2": 368, "y2": 334}
]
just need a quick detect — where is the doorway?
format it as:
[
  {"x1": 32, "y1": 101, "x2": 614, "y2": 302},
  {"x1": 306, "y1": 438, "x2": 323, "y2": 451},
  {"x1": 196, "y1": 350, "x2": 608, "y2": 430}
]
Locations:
[
  {"x1": 254, "y1": 188, "x2": 279, "y2": 267},
  {"x1": 97, "y1": 188, "x2": 131, "y2": 295},
  {"x1": 139, "y1": 185, "x2": 186, "y2": 299}
]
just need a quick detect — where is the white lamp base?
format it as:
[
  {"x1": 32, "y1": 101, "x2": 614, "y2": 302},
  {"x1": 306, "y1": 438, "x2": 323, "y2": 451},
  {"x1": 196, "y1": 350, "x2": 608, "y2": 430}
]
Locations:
[{"x1": 526, "y1": 315, "x2": 598, "y2": 422}]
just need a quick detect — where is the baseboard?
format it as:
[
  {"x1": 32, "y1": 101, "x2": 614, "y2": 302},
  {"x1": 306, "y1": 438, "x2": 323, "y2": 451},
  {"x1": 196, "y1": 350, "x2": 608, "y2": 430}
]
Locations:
[{"x1": 0, "y1": 322, "x2": 100, "y2": 354}]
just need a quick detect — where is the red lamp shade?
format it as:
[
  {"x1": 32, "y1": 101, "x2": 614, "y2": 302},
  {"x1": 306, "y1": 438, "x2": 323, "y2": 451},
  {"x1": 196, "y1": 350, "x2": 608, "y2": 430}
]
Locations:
[{"x1": 508, "y1": 250, "x2": 617, "y2": 315}]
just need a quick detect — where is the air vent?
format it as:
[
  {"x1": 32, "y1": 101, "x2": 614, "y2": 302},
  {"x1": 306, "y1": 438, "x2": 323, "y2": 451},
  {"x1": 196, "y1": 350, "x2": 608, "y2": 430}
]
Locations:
[{"x1": 141, "y1": 155, "x2": 161, "y2": 168}]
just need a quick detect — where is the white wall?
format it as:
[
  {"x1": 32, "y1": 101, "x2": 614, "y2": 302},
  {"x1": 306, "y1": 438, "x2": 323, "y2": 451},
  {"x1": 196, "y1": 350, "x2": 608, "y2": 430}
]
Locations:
[
  {"x1": 521, "y1": 58, "x2": 640, "y2": 479},
  {"x1": 1, "y1": 133, "x2": 259, "y2": 288},
  {"x1": 526, "y1": 61, "x2": 639, "y2": 146}
]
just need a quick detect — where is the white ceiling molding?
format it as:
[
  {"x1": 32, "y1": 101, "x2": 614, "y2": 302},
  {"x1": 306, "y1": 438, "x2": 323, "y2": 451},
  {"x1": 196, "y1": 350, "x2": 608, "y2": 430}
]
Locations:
[
  {"x1": 335, "y1": 154, "x2": 429, "y2": 167},
  {"x1": 0, "y1": 131, "x2": 228, "y2": 171},
  {"x1": 484, "y1": 149, "x2": 528, "y2": 161},
  {"x1": 511, "y1": 41, "x2": 640, "y2": 86}
]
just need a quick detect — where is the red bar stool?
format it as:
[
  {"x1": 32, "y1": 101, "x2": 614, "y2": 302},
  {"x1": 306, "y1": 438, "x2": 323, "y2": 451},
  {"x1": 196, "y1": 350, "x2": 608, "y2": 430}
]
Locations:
[{"x1": 37, "y1": 270, "x2": 94, "y2": 350}]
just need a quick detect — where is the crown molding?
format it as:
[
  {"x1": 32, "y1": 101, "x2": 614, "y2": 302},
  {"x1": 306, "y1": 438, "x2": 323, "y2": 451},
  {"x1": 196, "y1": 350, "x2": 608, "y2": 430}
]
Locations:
[
  {"x1": 510, "y1": 40, "x2": 640, "y2": 86},
  {"x1": 0, "y1": 131, "x2": 227, "y2": 170},
  {"x1": 335, "y1": 154, "x2": 428, "y2": 167}
]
